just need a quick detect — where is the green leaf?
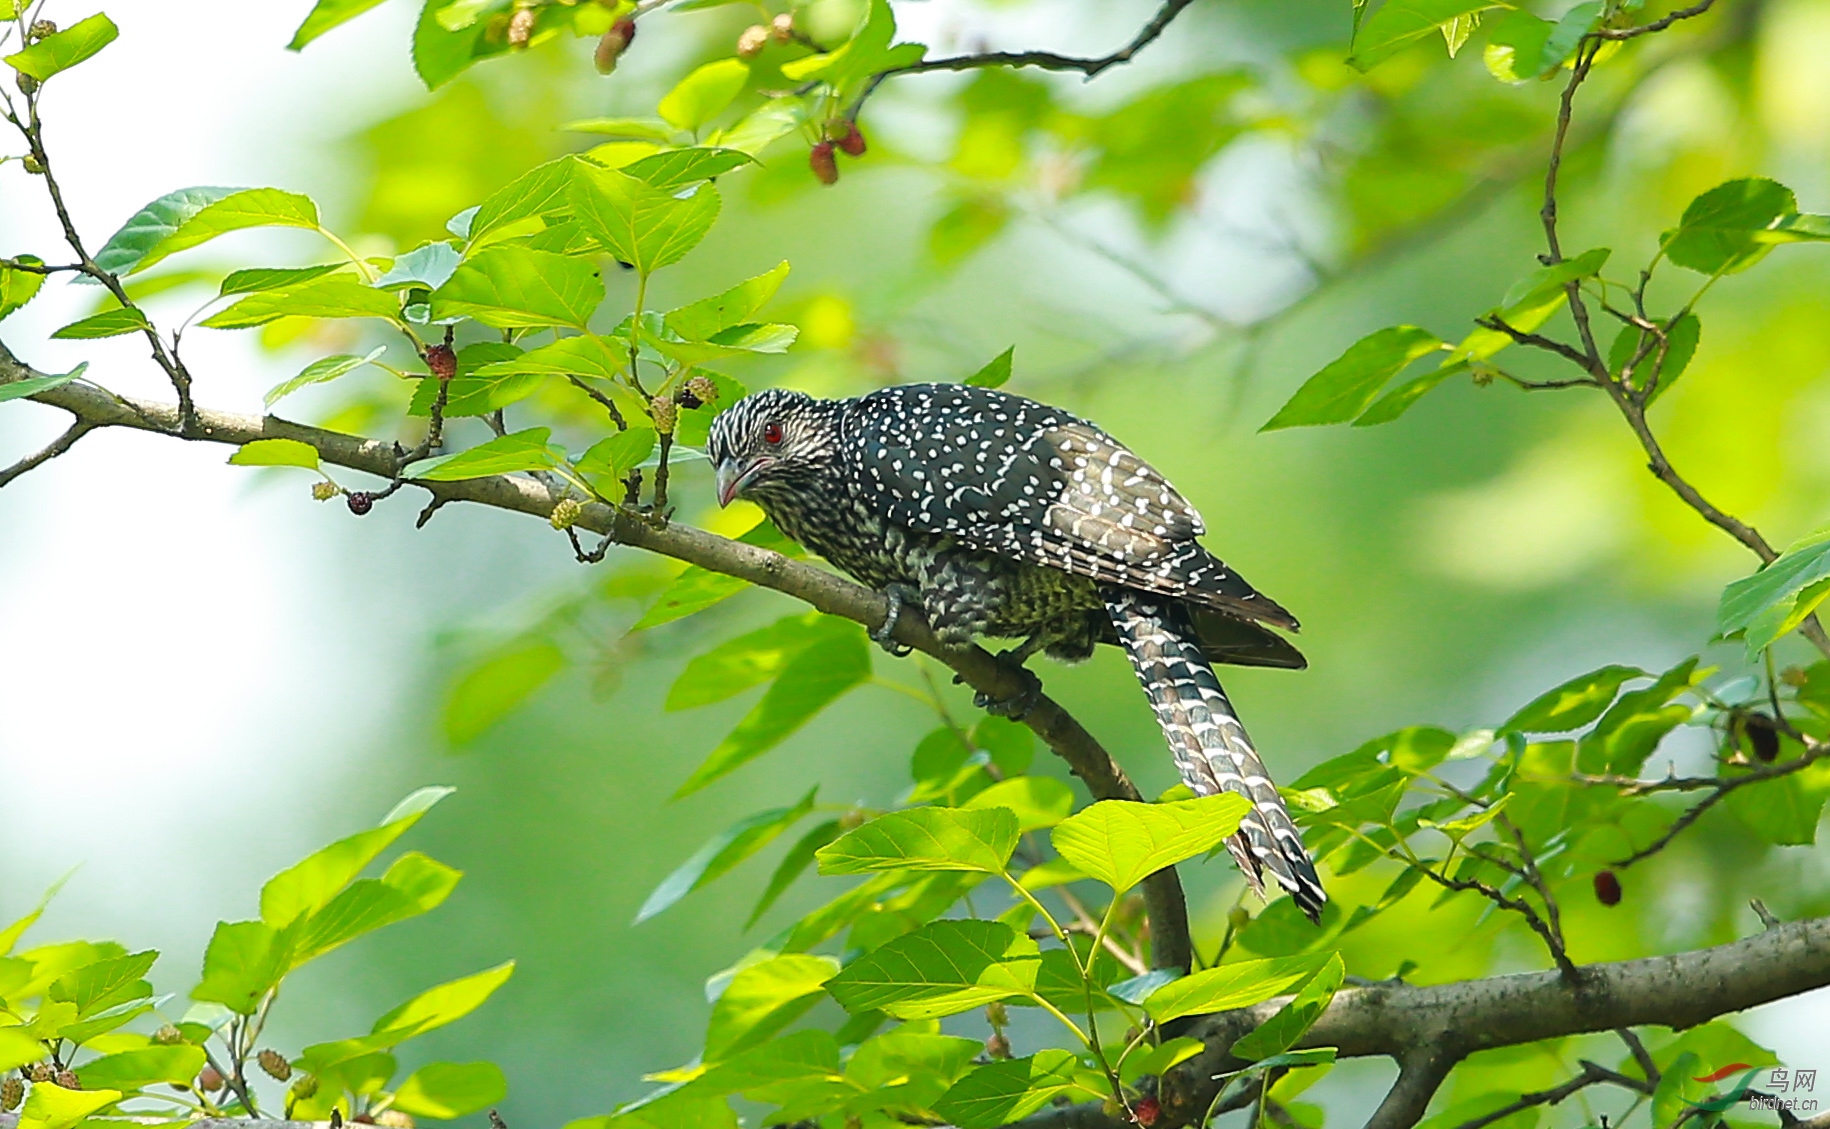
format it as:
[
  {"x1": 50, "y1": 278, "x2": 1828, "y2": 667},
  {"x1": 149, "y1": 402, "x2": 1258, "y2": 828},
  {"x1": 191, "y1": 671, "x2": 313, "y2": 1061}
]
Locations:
[
  {"x1": 15, "y1": 1080, "x2": 121, "y2": 1129},
  {"x1": 641, "y1": 321, "x2": 798, "y2": 364},
  {"x1": 1446, "y1": 247, "x2": 1611, "y2": 364},
  {"x1": 443, "y1": 639, "x2": 565, "y2": 744},
  {"x1": 710, "y1": 100, "x2": 807, "y2": 157},
  {"x1": 931, "y1": 1050, "x2": 1081, "y2": 1129},
  {"x1": 1125, "y1": 1036, "x2": 1204, "y2": 1084},
  {"x1": 632, "y1": 519, "x2": 799, "y2": 630},
  {"x1": 467, "y1": 334, "x2": 624, "y2": 386},
  {"x1": 289, "y1": 0, "x2": 389, "y2": 50},
  {"x1": 91, "y1": 187, "x2": 238, "y2": 277},
  {"x1": 261, "y1": 786, "x2": 454, "y2": 927},
  {"x1": 373, "y1": 961, "x2": 516, "y2": 1039},
  {"x1": 1726, "y1": 760, "x2": 1830, "y2": 846},
  {"x1": 816, "y1": 807, "x2": 1019, "y2": 876},
  {"x1": 1482, "y1": 8, "x2": 1554, "y2": 82},
  {"x1": 1352, "y1": 360, "x2": 1467, "y2": 426},
  {"x1": 1262, "y1": 326, "x2": 1443, "y2": 431},
  {"x1": 5, "y1": 13, "x2": 118, "y2": 80},
  {"x1": 50, "y1": 307, "x2": 151, "y2": 339},
  {"x1": 1142, "y1": 953, "x2": 1333, "y2": 1023},
  {"x1": 622, "y1": 147, "x2": 755, "y2": 191},
  {"x1": 825, "y1": 920, "x2": 1042, "y2": 1019},
  {"x1": 637, "y1": 788, "x2": 818, "y2": 923},
  {"x1": 674, "y1": 628, "x2": 871, "y2": 797},
  {"x1": 562, "y1": 117, "x2": 677, "y2": 142},
  {"x1": 972, "y1": 717, "x2": 1033, "y2": 776},
  {"x1": 964, "y1": 346, "x2": 1014, "y2": 389},
  {"x1": 0, "y1": 1027, "x2": 45, "y2": 1073},
  {"x1": 291, "y1": 851, "x2": 461, "y2": 963},
  {"x1": 961, "y1": 776, "x2": 1075, "y2": 831},
  {"x1": 671, "y1": 1030, "x2": 842, "y2": 1101},
  {"x1": 265, "y1": 346, "x2": 387, "y2": 407},
  {"x1": 576, "y1": 427, "x2": 658, "y2": 490},
  {"x1": 1501, "y1": 664, "x2": 1647, "y2": 734},
  {"x1": 1050, "y1": 795, "x2": 1253, "y2": 893},
  {"x1": 748, "y1": 819, "x2": 842, "y2": 929},
  {"x1": 192, "y1": 919, "x2": 294, "y2": 1014},
  {"x1": 48, "y1": 950, "x2": 156, "y2": 1017},
  {"x1": 201, "y1": 274, "x2": 401, "y2": 328},
  {"x1": 412, "y1": 0, "x2": 503, "y2": 89},
  {"x1": 228, "y1": 438, "x2": 321, "y2": 470},
  {"x1": 0, "y1": 364, "x2": 86, "y2": 404},
  {"x1": 1349, "y1": 0, "x2": 1497, "y2": 70},
  {"x1": 659, "y1": 61, "x2": 751, "y2": 132},
  {"x1": 409, "y1": 342, "x2": 535, "y2": 418},
  {"x1": 412, "y1": 427, "x2": 562, "y2": 481},
  {"x1": 431, "y1": 245, "x2": 603, "y2": 328},
  {"x1": 665, "y1": 261, "x2": 790, "y2": 341},
  {"x1": 377, "y1": 242, "x2": 464, "y2": 290},
  {"x1": 219, "y1": 263, "x2": 343, "y2": 298},
  {"x1": 666, "y1": 612, "x2": 846, "y2": 711},
  {"x1": 0, "y1": 258, "x2": 45, "y2": 321},
  {"x1": 77, "y1": 1045, "x2": 206, "y2": 1091},
  {"x1": 1230, "y1": 953, "x2": 1344, "y2": 1060},
  {"x1": 778, "y1": 0, "x2": 924, "y2": 89},
  {"x1": 390, "y1": 1061, "x2": 508, "y2": 1119},
  {"x1": 1608, "y1": 312, "x2": 1700, "y2": 399},
  {"x1": 1664, "y1": 177, "x2": 1797, "y2": 275},
  {"x1": 135, "y1": 188, "x2": 320, "y2": 274},
  {"x1": 1718, "y1": 529, "x2": 1830, "y2": 657},
  {"x1": 468, "y1": 156, "x2": 581, "y2": 246},
  {"x1": 704, "y1": 953, "x2": 840, "y2": 1062},
  {"x1": 569, "y1": 163, "x2": 721, "y2": 278}
]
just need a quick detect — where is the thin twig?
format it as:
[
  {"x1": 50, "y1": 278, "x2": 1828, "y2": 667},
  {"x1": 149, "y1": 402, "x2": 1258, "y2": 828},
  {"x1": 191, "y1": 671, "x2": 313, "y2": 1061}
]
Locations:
[
  {"x1": 1452, "y1": 1059, "x2": 1652, "y2": 1129},
  {"x1": 0, "y1": 417, "x2": 94, "y2": 488}
]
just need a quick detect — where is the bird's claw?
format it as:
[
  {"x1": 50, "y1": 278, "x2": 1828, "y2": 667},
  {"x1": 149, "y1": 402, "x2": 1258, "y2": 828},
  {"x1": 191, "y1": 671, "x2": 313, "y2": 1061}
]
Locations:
[
  {"x1": 872, "y1": 584, "x2": 917, "y2": 657},
  {"x1": 974, "y1": 651, "x2": 1042, "y2": 719}
]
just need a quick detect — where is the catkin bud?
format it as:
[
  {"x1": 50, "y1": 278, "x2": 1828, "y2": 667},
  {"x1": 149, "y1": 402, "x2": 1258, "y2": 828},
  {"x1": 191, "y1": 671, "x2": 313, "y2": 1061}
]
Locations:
[
  {"x1": 507, "y1": 6, "x2": 536, "y2": 47},
  {"x1": 22, "y1": 154, "x2": 44, "y2": 174},
  {"x1": 808, "y1": 141, "x2": 838, "y2": 186},
  {"x1": 984, "y1": 1001, "x2": 1008, "y2": 1027},
  {"x1": 649, "y1": 394, "x2": 677, "y2": 434},
  {"x1": 685, "y1": 375, "x2": 718, "y2": 406},
  {"x1": 736, "y1": 24, "x2": 769, "y2": 58},
  {"x1": 54, "y1": 1071, "x2": 78, "y2": 1091},
  {"x1": 312, "y1": 480, "x2": 339, "y2": 502},
  {"x1": 154, "y1": 1025, "x2": 184, "y2": 1046},
  {"x1": 770, "y1": 12, "x2": 793, "y2": 42},
  {"x1": 984, "y1": 1033, "x2": 1011, "y2": 1060},
  {"x1": 550, "y1": 497, "x2": 583, "y2": 530},
  {"x1": 1227, "y1": 905, "x2": 1251, "y2": 932},
  {"x1": 425, "y1": 343, "x2": 458, "y2": 381},
  {"x1": 16, "y1": 72, "x2": 39, "y2": 96},
  {"x1": 257, "y1": 1050, "x2": 291, "y2": 1082},
  {"x1": 376, "y1": 1112, "x2": 415, "y2": 1129},
  {"x1": 594, "y1": 18, "x2": 636, "y2": 73},
  {"x1": 26, "y1": 1064, "x2": 53, "y2": 1084},
  {"x1": 2, "y1": 1077, "x2": 24, "y2": 1112},
  {"x1": 197, "y1": 1065, "x2": 225, "y2": 1093},
  {"x1": 290, "y1": 1075, "x2": 319, "y2": 1101},
  {"x1": 28, "y1": 20, "x2": 57, "y2": 41}
]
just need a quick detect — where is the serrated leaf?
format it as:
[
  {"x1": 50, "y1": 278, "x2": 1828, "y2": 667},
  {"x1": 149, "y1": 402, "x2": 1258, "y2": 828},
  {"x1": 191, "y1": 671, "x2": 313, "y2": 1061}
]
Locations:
[
  {"x1": 666, "y1": 612, "x2": 843, "y2": 711},
  {"x1": 778, "y1": 0, "x2": 924, "y2": 88},
  {"x1": 817, "y1": 807, "x2": 1018, "y2": 876},
  {"x1": 15, "y1": 1080, "x2": 121, "y2": 1129},
  {"x1": 964, "y1": 346, "x2": 1014, "y2": 388},
  {"x1": 1664, "y1": 177, "x2": 1797, "y2": 275},
  {"x1": 289, "y1": 0, "x2": 389, "y2": 50},
  {"x1": 1718, "y1": 530, "x2": 1830, "y2": 658},
  {"x1": 5, "y1": 13, "x2": 117, "y2": 80},
  {"x1": 1, "y1": 258, "x2": 46, "y2": 321},
  {"x1": 825, "y1": 920, "x2": 1041, "y2": 1019},
  {"x1": 130, "y1": 186, "x2": 320, "y2": 273},
  {"x1": 91, "y1": 187, "x2": 237, "y2": 278},
  {"x1": 1263, "y1": 326, "x2": 1443, "y2": 430},
  {"x1": 665, "y1": 261, "x2": 789, "y2": 341},
  {"x1": 261, "y1": 787, "x2": 454, "y2": 928},
  {"x1": 291, "y1": 851, "x2": 461, "y2": 963},
  {"x1": 1348, "y1": 0, "x2": 1498, "y2": 70},
  {"x1": 219, "y1": 263, "x2": 344, "y2": 298},
  {"x1": 704, "y1": 953, "x2": 839, "y2": 1062},
  {"x1": 1230, "y1": 953, "x2": 1344, "y2": 1060},
  {"x1": 51, "y1": 307, "x2": 150, "y2": 339},
  {"x1": 376, "y1": 242, "x2": 464, "y2": 290},
  {"x1": 961, "y1": 776, "x2": 1074, "y2": 831},
  {"x1": 1501, "y1": 665, "x2": 1648, "y2": 734},
  {"x1": 562, "y1": 117, "x2": 677, "y2": 141},
  {"x1": 621, "y1": 147, "x2": 755, "y2": 191},
  {"x1": 674, "y1": 628, "x2": 871, "y2": 797},
  {"x1": 570, "y1": 163, "x2": 720, "y2": 278},
  {"x1": 202, "y1": 275, "x2": 401, "y2": 328},
  {"x1": 1050, "y1": 795, "x2": 1252, "y2": 893},
  {"x1": 373, "y1": 961, "x2": 515, "y2": 1038},
  {"x1": 931, "y1": 1050, "x2": 1080, "y2": 1129},
  {"x1": 191, "y1": 920, "x2": 294, "y2": 1015},
  {"x1": 431, "y1": 245, "x2": 602, "y2": 328},
  {"x1": 76, "y1": 1045, "x2": 205, "y2": 1090},
  {"x1": 748, "y1": 820, "x2": 842, "y2": 930},
  {"x1": 411, "y1": 427, "x2": 562, "y2": 481},
  {"x1": 228, "y1": 438, "x2": 321, "y2": 470},
  {"x1": 637, "y1": 788, "x2": 818, "y2": 923},
  {"x1": 469, "y1": 156, "x2": 582, "y2": 246},
  {"x1": 265, "y1": 346, "x2": 387, "y2": 407},
  {"x1": 1142, "y1": 953, "x2": 1332, "y2": 1023}
]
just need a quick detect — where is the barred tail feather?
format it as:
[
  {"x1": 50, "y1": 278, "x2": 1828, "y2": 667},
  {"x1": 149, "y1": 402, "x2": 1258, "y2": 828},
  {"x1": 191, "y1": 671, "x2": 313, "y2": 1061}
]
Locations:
[{"x1": 1102, "y1": 586, "x2": 1327, "y2": 924}]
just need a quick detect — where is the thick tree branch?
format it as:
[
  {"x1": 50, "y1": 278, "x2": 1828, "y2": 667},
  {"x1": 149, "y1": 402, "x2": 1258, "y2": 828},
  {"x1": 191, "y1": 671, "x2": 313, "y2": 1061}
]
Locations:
[{"x1": 0, "y1": 342, "x2": 1195, "y2": 973}]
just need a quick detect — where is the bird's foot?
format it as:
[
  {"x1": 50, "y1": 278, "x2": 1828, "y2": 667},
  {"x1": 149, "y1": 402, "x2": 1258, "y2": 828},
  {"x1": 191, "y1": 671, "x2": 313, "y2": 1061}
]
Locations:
[
  {"x1": 871, "y1": 584, "x2": 919, "y2": 657},
  {"x1": 973, "y1": 649, "x2": 1043, "y2": 720}
]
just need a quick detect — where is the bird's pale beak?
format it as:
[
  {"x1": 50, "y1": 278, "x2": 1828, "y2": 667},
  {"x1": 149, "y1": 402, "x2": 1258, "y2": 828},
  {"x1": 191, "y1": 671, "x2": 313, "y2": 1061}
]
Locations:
[{"x1": 715, "y1": 457, "x2": 769, "y2": 507}]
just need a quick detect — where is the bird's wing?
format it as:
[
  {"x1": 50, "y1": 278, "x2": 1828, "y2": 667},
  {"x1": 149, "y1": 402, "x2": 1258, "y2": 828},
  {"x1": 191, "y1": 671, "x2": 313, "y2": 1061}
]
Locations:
[{"x1": 847, "y1": 384, "x2": 1298, "y2": 631}]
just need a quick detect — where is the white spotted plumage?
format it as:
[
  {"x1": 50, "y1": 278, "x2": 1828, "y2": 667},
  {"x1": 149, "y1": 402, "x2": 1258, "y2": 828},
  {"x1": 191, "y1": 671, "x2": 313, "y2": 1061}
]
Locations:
[{"x1": 707, "y1": 383, "x2": 1325, "y2": 922}]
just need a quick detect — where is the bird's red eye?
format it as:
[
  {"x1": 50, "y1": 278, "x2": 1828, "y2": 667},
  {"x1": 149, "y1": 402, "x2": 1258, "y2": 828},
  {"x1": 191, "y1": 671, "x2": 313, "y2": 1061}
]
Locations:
[{"x1": 763, "y1": 421, "x2": 783, "y2": 445}]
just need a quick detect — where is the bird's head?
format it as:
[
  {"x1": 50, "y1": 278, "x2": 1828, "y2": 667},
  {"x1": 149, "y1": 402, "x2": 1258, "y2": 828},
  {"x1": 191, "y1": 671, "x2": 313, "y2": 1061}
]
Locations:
[{"x1": 706, "y1": 387, "x2": 836, "y2": 507}]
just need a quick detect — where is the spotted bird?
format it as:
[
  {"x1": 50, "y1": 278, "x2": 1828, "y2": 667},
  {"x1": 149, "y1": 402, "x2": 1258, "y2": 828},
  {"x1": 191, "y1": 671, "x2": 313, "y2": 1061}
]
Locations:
[{"x1": 706, "y1": 383, "x2": 1325, "y2": 921}]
